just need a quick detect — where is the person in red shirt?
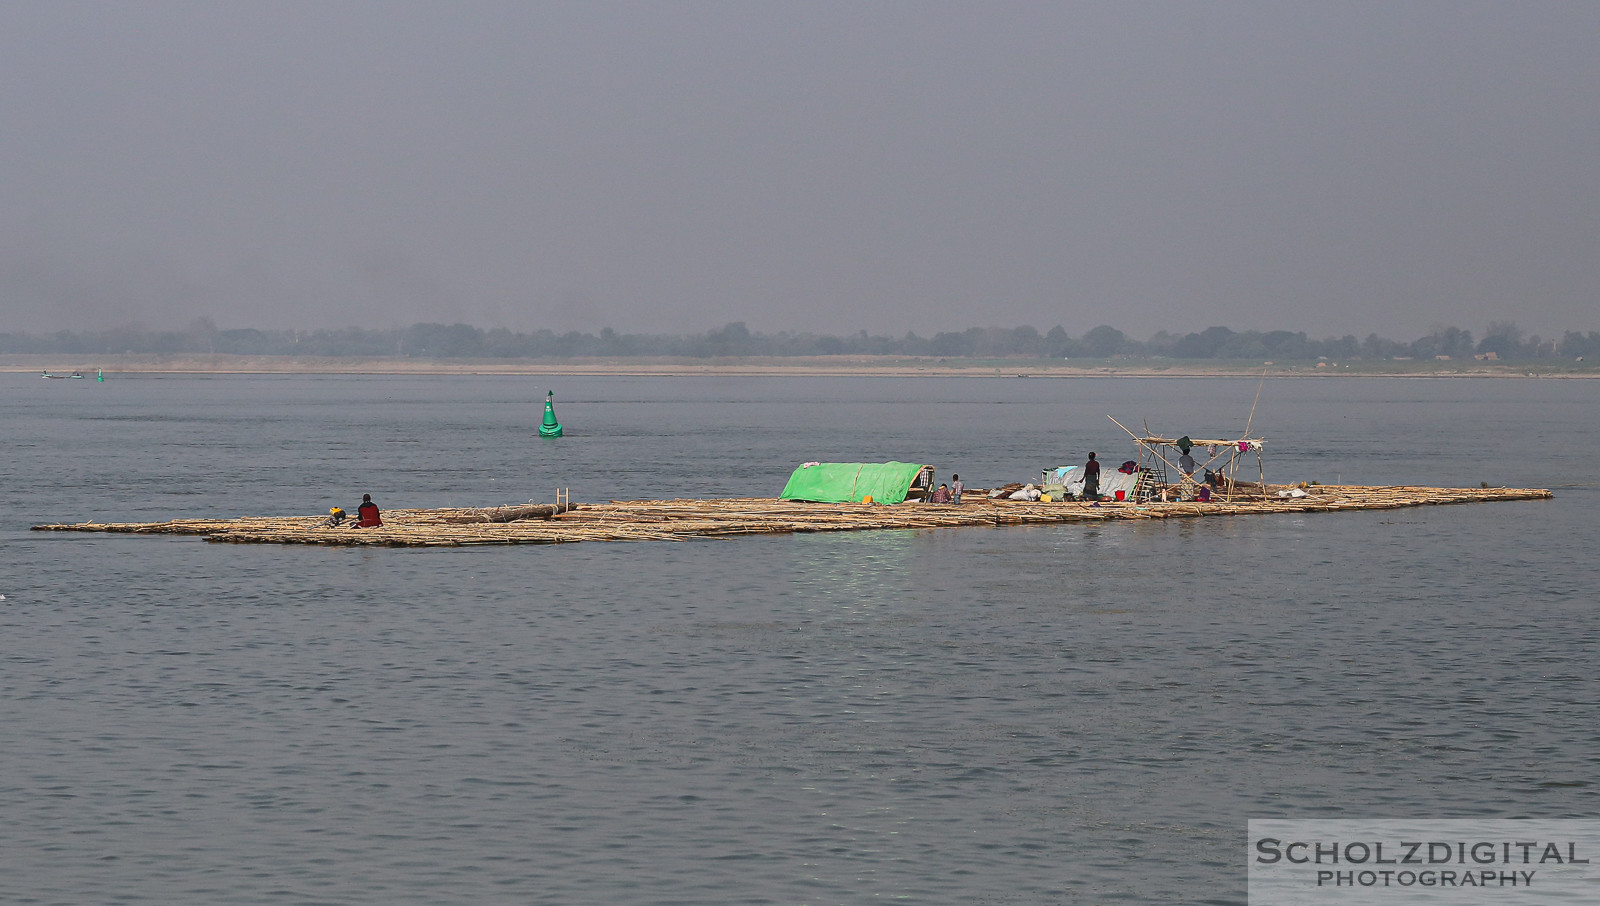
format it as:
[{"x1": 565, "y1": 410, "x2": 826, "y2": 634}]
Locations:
[
  {"x1": 1082, "y1": 452, "x2": 1101, "y2": 500},
  {"x1": 356, "y1": 494, "x2": 382, "y2": 527}
]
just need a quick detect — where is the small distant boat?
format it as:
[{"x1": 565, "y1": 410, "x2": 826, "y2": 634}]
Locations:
[{"x1": 42, "y1": 370, "x2": 86, "y2": 379}]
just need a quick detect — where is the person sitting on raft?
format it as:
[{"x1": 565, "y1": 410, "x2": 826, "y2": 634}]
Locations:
[
  {"x1": 929, "y1": 483, "x2": 952, "y2": 504},
  {"x1": 356, "y1": 494, "x2": 382, "y2": 527}
]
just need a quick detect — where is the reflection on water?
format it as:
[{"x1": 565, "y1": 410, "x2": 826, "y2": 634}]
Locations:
[{"x1": 785, "y1": 529, "x2": 922, "y2": 616}]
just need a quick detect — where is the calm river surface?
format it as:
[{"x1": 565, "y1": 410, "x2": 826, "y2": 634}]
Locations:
[{"x1": 1, "y1": 373, "x2": 1596, "y2": 904}]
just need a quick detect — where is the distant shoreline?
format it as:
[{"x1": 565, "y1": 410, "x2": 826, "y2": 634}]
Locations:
[{"x1": 2, "y1": 353, "x2": 1594, "y2": 378}]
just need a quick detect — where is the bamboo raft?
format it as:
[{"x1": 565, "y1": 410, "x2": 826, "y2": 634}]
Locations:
[{"x1": 30, "y1": 485, "x2": 1550, "y2": 547}]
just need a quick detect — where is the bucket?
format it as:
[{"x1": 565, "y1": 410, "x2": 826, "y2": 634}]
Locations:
[{"x1": 1114, "y1": 490, "x2": 1126, "y2": 501}]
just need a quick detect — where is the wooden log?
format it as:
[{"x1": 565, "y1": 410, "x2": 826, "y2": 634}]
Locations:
[{"x1": 430, "y1": 503, "x2": 572, "y2": 523}]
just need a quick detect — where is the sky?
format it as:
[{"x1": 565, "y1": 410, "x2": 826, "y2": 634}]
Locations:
[{"x1": 1, "y1": 1, "x2": 1596, "y2": 339}]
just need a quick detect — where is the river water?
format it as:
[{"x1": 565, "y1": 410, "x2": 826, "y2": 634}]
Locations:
[{"x1": 1, "y1": 373, "x2": 1596, "y2": 904}]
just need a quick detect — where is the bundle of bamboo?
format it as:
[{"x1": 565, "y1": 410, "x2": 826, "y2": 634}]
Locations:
[{"x1": 29, "y1": 485, "x2": 1551, "y2": 547}]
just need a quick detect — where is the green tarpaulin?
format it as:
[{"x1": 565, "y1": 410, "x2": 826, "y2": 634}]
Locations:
[{"x1": 779, "y1": 462, "x2": 929, "y2": 504}]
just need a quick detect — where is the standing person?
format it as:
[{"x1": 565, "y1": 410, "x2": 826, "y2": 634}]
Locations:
[
  {"x1": 1082, "y1": 452, "x2": 1101, "y2": 500},
  {"x1": 356, "y1": 494, "x2": 382, "y2": 527},
  {"x1": 1178, "y1": 450, "x2": 1197, "y2": 476},
  {"x1": 949, "y1": 473, "x2": 964, "y2": 503}
]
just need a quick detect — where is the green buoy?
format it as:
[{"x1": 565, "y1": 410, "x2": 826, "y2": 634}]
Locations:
[
  {"x1": 96, "y1": 369, "x2": 104, "y2": 382},
  {"x1": 539, "y1": 390, "x2": 563, "y2": 437}
]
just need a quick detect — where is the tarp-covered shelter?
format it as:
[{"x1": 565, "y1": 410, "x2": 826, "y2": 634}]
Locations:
[
  {"x1": 780, "y1": 462, "x2": 933, "y2": 504},
  {"x1": 1043, "y1": 465, "x2": 1142, "y2": 501}
]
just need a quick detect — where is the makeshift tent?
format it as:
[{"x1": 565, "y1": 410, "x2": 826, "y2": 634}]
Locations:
[
  {"x1": 1042, "y1": 465, "x2": 1140, "y2": 500},
  {"x1": 780, "y1": 462, "x2": 932, "y2": 504}
]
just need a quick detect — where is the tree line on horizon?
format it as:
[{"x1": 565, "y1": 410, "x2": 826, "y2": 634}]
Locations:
[{"x1": 3, "y1": 319, "x2": 1597, "y2": 362}]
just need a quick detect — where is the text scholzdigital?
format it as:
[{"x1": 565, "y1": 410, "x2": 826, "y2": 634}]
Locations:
[{"x1": 1255, "y1": 838, "x2": 1590, "y2": 866}]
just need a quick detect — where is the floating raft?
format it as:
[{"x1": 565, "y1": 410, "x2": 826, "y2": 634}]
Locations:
[{"x1": 31, "y1": 485, "x2": 1550, "y2": 547}]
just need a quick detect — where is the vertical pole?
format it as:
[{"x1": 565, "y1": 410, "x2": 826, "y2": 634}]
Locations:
[
  {"x1": 1135, "y1": 441, "x2": 1144, "y2": 501},
  {"x1": 1257, "y1": 449, "x2": 1267, "y2": 502}
]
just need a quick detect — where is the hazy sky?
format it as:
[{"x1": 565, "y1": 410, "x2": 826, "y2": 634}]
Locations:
[{"x1": 2, "y1": 1, "x2": 1596, "y2": 338}]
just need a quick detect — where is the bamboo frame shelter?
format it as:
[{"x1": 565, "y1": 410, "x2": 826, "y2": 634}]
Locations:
[{"x1": 1107, "y1": 416, "x2": 1268, "y2": 502}]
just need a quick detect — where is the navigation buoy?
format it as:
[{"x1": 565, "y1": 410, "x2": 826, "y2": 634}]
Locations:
[
  {"x1": 539, "y1": 390, "x2": 563, "y2": 437},
  {"x1": 96, "y1": 369, "x2": 104, "y2": 382}
]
